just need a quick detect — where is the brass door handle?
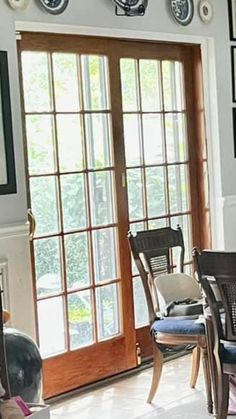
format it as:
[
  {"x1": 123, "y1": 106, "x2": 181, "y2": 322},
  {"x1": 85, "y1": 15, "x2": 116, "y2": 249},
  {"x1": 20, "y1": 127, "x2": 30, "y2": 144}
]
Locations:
[{"x1": 28, "y1": 208, "x2": 36, "y2": 241}]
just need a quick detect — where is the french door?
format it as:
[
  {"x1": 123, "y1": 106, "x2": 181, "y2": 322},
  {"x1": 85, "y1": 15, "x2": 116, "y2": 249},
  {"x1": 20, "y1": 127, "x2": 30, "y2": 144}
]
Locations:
[{"x1": 18, "y1": 33, "x2": 210, "y2": 398}]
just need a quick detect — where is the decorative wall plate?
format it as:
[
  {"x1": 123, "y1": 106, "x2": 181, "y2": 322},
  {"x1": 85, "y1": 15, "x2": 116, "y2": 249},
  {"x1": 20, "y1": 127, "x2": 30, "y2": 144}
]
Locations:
[
  {"x1": 37, "y1": 0, "x2": 69, "y2": 14},
  {"x1": 198, "y1": 0, "x2": 213, "y2": 23},
  {"x1": 112, "y1": 0, "x2": 148, "y2": 16},
  {"x1": 7, "y1": 0, "x2": 30, "y2": 10},
  {"x1": 169, "y1": 0, "x2": 194, "y2": 26}
]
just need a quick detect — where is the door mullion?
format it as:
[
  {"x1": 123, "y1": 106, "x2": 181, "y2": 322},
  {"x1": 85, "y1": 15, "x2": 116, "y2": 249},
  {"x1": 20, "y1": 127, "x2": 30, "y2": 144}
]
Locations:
[
  {"x1": 48, "y1": 52, "x2": 71, "y2": 353},
  {"x1": 108, "y1": 51, "x2": 137, "y2": 366}
]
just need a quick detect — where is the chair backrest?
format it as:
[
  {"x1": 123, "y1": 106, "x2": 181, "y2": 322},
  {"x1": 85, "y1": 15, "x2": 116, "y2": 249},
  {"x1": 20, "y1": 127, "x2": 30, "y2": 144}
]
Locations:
[
  {"x1": 193, "y1": 248, "x2": 236, "y2": 343},
  {"x1": 127, "y1": 226, "x2": 185, "y2": 323}
]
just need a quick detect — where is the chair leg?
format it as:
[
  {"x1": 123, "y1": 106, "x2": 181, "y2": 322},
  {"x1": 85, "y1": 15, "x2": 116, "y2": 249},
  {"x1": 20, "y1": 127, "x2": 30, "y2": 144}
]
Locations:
[
  {"x1": 147, "y1": 344, "x2": 163, "y2": 403},
  {"x1": 205, "y1": 317, "x2": 218, "y2": 415},
  {"x1": 201, "y1": 347, "x2": 213, "y2": 414},
  {"x1": 216, "y1": 373, "x2": 229, "y2": 419},
  {"x1": 190, "y1": 346, "x2": 200, "y2": 388}
]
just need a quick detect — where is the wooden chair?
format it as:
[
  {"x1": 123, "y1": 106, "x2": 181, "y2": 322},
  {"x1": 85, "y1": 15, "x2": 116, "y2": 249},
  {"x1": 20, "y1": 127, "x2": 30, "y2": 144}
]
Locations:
[
  {"x1": 193, "y1": 248, "x2": 236, "y2": 419},
  {"x1": 127, "y1": 226, "x2": 212, "y2": 413}
]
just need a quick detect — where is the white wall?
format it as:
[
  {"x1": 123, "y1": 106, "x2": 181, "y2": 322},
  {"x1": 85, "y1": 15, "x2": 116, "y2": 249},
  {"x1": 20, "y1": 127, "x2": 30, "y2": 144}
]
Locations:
[{"x1": 0, "y1": 0, "x2": 234, "y2": 336}]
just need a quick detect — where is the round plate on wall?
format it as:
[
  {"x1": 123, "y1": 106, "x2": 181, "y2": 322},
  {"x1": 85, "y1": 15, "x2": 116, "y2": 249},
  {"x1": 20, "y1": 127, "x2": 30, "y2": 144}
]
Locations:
[
  {"x1": 198, "y1": 0, "x2": 213, "y2": 24},
  {"x1": 169, "y1": 0, "x2": 194, "y2": 26},
  {"x1": 7, "y1": 0, "x2": 30, "y2": 10},
  {"x1": 112, "y1": 0, "x2": 148, "y2": 16},
  {"x1": 37, "y1": 0, "x2": 69, "y2": 14}
]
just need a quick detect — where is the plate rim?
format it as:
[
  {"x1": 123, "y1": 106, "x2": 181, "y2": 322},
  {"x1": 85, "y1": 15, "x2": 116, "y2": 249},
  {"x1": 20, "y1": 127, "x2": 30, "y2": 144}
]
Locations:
[
  {"x1": 198, "y1": 0, "x2": 213, "y2": 23},
  {"x1": 169, "y1": 0, "x2": 194, "y2": 26},
  {"x1": 38, "y1": 0, "x2": 69, "y2": 15},
  {"x1": 7, "y1": 0, "x2": 30, "y2": 10}
]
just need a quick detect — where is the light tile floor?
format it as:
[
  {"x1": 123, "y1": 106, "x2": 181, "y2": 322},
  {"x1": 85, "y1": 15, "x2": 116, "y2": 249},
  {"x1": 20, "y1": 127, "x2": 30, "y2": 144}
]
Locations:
[{"x1": 49, "y1": 354, "x2": 236, "y2": 419}]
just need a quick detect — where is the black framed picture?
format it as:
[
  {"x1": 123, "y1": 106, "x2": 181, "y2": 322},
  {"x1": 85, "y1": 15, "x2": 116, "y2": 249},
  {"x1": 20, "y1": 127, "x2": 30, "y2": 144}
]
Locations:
[
  {"x1": 232, "y1": 108, "x2": 236, "y2": 158},
  {"x1": 231, "y1": 47, "x2": 236, "y2": 102},
  {"x1": 228, "y1": 0, "x2": 236, "y2": 40},
  {"x1": 0, "y1": 51, "x2": 16, "y2": 195}
]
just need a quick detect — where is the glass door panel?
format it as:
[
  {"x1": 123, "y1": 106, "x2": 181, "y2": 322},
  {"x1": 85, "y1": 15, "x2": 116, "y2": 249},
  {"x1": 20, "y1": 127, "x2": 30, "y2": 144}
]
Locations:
[
  {"x1": 21, "y1": 49, "x2": 122, "y2": 353},
  {"x1": 20, "y1": 41, "x2": 137, "y2": 398},
  {"x1": 120, "y1": 57, "x2": 199, "y2": 334}
]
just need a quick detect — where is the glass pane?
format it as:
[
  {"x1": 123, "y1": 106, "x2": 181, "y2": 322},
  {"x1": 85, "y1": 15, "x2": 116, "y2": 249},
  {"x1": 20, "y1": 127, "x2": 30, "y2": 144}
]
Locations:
[
  {"x1": 162, "y1": 61, "x2": 184, "y2": 111},
  {"x1": 96, "y1": 283, "x2": 120, "y2": 340},
  {"x1": 146, "y1": 167, "x2": 166, "y2": 217},
  {"x1": 184, "y1": 264, "x2": 193, "y2": 276},
  {"x1": 53, "y1": 53, "x2": 80, "y2": 112},
  {"x1": 21, "y1": 52, "x2": 52, "y2": 112},
  {"x1": 129, "y1": 221, "x2": 146, "y2": 234},
  {"x1": 127, "y1": 169, "x2": 144, "y2": 221},
  {"x1": 140, "y1": 60, "x2": 162, "y2": 111},
  {"x1": 129, "y1": 222, "x2": 146, "y2": 276},
  {"x1": 65, "y1": 233, "x2": 90, "y2": 290},
  {"x1": 165, "y1": 114, "x2": 187, "y2": 162},
  {"x1": 124, "y1": 114, "x2": 141, "y2": 167},
  {"x1": 30, "y1": 176, "x2": 59, "y2": 236},
  {"x1": 61, "y1": 174, "x2": 87, "y2": 231},
  {"x1": 81, "y1": 55, "x2": 109, "y2": 111},
  {"x1": 57, "y1": 114, "x2": 83, "y2": 172},
  {"x1": 171, "y1": 246, "x2": 182, "y2": 271},
  {"x1": 93, "y1": 228, "x2": 117, "y2": 283},
  {"x1": 89, "y1": 171, "x2": 115, "y2": 226},
  {"x1": 148, "y1": 218, "x2": 167, "y2": 229},
  {"x1": 143, "y1": 114, "x2": 164, "y2": 165},
  {"x1": 38, "y1": 297, "x2": 66, "y2": 358},
  {"x1": 171, "y1": 215, "x2": 192, "y2": 262},
  {"x1": 203, "y1": 161, "x2": 209, "y2": 208},
  {"x1": 168, "y1": 164, "x2": 189, "y2": 214},
  {"x1": 26, "y1": 115, "x2": 55, "y2": 175},
  {"x1": 120, "y1": 59, "x2": 139, "y2": 111},
  {"x1": 68, "y1": 290, "x2": 94, "y2": 350},
  {"x1": 133, "y1": 277, "x2": 149, "y2": 328},
  {"x1": 34, "y1": 237, "x2": 62, "y2": 297},
  {"x1": 85, "y1": 114, "x2": 113, "y2": 169}
]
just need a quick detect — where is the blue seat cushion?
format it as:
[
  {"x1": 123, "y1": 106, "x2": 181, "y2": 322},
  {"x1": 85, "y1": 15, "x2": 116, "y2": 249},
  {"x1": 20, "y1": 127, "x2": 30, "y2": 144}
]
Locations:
[
  {"x1": 151, "y1": 318, "x2": 205, "y2": 336},
  {"x1": 221, "y1": 344, "x2": 236, "y2": 364}
]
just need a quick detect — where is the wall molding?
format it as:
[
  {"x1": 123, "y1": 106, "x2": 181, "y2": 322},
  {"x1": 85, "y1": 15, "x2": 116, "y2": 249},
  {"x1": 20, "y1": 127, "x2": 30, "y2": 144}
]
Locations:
[
  {"x1": 15, "y1": 21, "x2": 209, "y2": 44},
  {"x1": 219, "y1": 194, "x2": 236, "y2": 209},
  {"x1": 213, "y1": 194, "x2": 236, "y2": 250},
  {"x1": 0, "y1": 222, "x2": 29, "y2": 239}
]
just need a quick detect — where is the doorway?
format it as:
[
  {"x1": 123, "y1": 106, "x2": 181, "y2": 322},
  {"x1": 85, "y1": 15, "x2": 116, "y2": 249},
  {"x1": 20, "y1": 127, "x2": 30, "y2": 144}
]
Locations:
[{"x1": 18, "y1": 33, "x2": 210, "y2": 398}]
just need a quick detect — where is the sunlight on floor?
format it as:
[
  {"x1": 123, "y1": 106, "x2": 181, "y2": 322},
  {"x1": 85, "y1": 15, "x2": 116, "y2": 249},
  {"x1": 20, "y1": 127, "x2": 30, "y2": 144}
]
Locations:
[{"x1": 49, "y1": 354, "x2": 236, "y2": 419}]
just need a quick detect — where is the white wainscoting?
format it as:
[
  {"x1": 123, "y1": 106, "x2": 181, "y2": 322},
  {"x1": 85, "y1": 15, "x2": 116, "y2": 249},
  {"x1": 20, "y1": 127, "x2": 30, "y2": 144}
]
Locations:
[
  {"x1": 218, "y1": 195, "x2": 236, "y2": 251},
  {"x1": 0, "y1": 222, "x2": 36, "y2": 339}
]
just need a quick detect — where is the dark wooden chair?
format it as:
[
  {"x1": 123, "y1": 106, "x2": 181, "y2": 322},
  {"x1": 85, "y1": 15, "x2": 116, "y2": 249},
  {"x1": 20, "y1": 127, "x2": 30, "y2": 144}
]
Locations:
[
  {"x1": 127, "y1": 226, "x2": 212, "y2": 412},
  {"x1": 193, "y1": 248, "x2": 236, "y2": 419}
]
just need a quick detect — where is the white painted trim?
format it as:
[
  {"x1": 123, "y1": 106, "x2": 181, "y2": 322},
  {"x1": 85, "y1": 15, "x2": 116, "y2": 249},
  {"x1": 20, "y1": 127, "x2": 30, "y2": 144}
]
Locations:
[
  {"x1": 200, "y1": 38, "x2": 222, "y2": 248},
  {"x1": 221, "y1": 194, "x2": 236, "y2": 208},
  {"x1": 0, "y1": 222, "x2": 29, "y2": 239},
  {"x1": 214, "y1": 194, "x2": 236, "y2": 250},
  {"x1": 0, "y1": 259, "x2": 11, "y2": 315},
  {"x1": 15, "y1": 21, "x2": 209, "y2": 44}
]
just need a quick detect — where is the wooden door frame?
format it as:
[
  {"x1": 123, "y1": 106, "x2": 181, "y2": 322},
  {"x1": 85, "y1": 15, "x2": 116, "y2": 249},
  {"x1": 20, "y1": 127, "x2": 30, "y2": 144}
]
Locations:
[
  {"x1": 16, "y1": 22, "x2": 217, "y2": 245},
  {"x1": 18, "y1": 32, "x2": 210, "y2": 397}
]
